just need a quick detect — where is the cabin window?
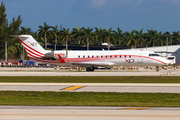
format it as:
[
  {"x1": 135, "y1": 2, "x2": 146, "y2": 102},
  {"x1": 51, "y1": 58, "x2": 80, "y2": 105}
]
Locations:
[
  {"x1": 120, "y1": 55, "x2": 121, "y2": 58},
  {"x1": 125, "y1": 55, "x2": 126, "y2": 58},
  {"x1": 92, "y1": 55, "x2": 94, "y2": 58},
  {"x1": 97, "y1": 56, "x2": 98, "y2": 58},
  {"x1": 115, "y1": 55, "x2": 117, "y2": 58},
  {"x1": 88, "y1": 55, "x2": 89, "y2": 58},
  {"x1": 101, "y1": 56, "x2": 103, "y2": 58},
  {"x1": 110, "y1": 56, "x2": 112, "y2": 58},
  {"x1": 83, "y1": 55, "x2": 85, "y2": 58},
  {"x1": 149, "y1": 54, "x2": 153, "y2": 56},
  {"x1": 106, "y1": 55, "x2": 107, "y2": 58},
  {"x1": 78, "y1": 55, "x2": 80, "y2": 58},
  {"x1": 129, "y1": 55, "x2": 131, "y2": 58}
]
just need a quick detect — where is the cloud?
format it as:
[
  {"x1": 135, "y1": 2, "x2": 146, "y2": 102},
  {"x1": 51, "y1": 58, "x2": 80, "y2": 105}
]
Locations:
[
  {"x1": 72, "y1": 0, "x2": 180, "y2": 14},
  {"x1": 90, "y1": 0, "x2": 106, "y2": 9}
]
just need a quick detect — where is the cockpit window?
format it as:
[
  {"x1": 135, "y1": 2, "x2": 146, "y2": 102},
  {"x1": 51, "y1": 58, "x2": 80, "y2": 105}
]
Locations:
[
  {"x1": 149, "y1": 54, "x2": 160, "y2": 57},
  {"x1": 155, "y1": 54, "x2": 160, "y2": 56}
]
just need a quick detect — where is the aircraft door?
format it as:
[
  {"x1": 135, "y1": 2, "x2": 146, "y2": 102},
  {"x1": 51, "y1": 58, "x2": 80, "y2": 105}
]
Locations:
[{"x1": 138, "y1": 54, "x2": 143, "y2": 63}]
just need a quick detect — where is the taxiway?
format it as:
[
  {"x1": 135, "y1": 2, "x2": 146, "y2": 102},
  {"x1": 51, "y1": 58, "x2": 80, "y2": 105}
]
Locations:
[
  {"x1": 0, "y1": 71, "x2": 174, "y2": 76},
  {"x1": 0, "y1": 106, "x2": 179, "y2": 120},
  {"x1": 1, "y1": 83, "x2": 180, "y2": 93}
]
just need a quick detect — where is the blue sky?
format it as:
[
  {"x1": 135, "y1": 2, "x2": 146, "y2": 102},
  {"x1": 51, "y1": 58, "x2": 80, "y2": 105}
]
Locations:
[{"x1": 3, "y1": 0, "x2": 180, "y2": 33}]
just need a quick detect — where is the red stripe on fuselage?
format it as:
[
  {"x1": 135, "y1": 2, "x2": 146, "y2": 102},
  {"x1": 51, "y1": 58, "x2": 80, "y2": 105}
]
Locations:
[
  {"x1": 142, "y1": 56, "x2": 166, "y2": 65},
  {"x1": 25, "y1": 48, "x2": 166, "y2": 65}
]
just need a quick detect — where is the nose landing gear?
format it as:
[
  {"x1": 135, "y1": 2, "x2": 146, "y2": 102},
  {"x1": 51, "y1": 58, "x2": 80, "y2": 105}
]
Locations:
[{"x1": 155, "y1": 66, "x2": 159, "y2": 72}]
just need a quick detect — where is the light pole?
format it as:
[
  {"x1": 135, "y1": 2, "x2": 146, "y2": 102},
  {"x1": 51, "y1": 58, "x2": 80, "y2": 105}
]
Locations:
[
  {"x1": 23, "y1": 45, "x2": 24, "y2": 60},
  {"x1": 166, "y1": 35, "x2": 168, "y2": 58},
  {"x1": 5, "y1": 41, "x2": 8, "y2": 62}
]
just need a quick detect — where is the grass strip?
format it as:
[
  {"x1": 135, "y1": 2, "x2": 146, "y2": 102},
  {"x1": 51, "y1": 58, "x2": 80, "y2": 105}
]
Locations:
[
  {"x1": 0, "y1": 76, "x2": 180, "y2": 83},
  {"x1": 0, "y1": 91, "x2": 180, "y2": 107}
]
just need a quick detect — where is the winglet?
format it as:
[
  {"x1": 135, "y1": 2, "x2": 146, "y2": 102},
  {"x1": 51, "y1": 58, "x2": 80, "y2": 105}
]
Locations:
[{"x1": 58, "y1": 54, "x2": 66, "y2": 63}]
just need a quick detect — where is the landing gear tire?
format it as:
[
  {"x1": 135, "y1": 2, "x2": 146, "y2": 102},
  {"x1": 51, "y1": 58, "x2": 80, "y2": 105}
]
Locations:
[
  {"x1": 155, "y1": 66, "x2": 159, "y2": 72},
  {"x1": 86, "y1": 67, "x2": 94, "y2": 72}
]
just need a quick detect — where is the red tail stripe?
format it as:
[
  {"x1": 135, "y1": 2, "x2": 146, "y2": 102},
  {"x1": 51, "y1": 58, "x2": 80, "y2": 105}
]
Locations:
[
  {"x1": 27, "y1": 53, "x2": 44, "y2": 59},
  {"x1": 17, "y1": 37, "x2": 45, "y2": 55},
  {"x1": 24, "y1": 47, "x2": 44, "y2": 57},
  {"x1": 27, "y1": 52, "x2": 65, "y2": 63}
]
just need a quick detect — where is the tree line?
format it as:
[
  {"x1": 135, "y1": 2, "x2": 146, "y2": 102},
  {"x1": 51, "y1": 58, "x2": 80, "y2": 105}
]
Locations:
[
  {"x1": 23, "y1": 22, "x2": 180, "y2": 50},
  {"x1": 1, "y1": 1, "x2": 180, "y2": 60}
]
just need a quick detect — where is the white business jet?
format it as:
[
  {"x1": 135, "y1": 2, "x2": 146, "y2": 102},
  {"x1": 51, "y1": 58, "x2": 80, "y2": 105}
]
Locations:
[{"x1": 16, "y1": 35, "x2": 170, "y2": 71}]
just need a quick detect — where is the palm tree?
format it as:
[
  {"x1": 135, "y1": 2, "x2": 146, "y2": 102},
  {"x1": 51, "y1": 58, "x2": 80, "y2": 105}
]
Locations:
[
  {"x1": 146, "y1": 29, "x2": 159, "y2": 47},
  {"x1": 113, "y1": 28, "x2": 123, "y2": 46},
  {"x1": 61, "y1": 28, "x2": 73, "y2": 57},
  {"x1": 172, "y1": 31, "x2": 180, "y2": 44},
  {"x1": 124, "y1": 30, "x2": 136, "y2": 47},
  {"x1": 82, "y1": 27, "x2": 93, "y2": 50},
  {"x1": 72, "y1": 26, "x2": 83, "y2": 44},
  {"x1": 163, "y1": 31, "x2": 171, "y2": 46},
  {"x1": 135, "y1": 29, "x2": 145, "y2": 47},
  {"x1": 157, "y1": 32, "x2": 164, "y2": 46},
  {"x1": 104, "y1": 28, "x2": 113, "y2": 50},
  {"x1": 51, "y1": 25, "x2": 59, "y2": 50},
  {"x1": 20, "y1": 26, "x2": 31, "y2": 35},
  {"x1": 38, "y1": 22, "x2": 51, "y2": 49},
  {"x1": 94, "y1": 27, "x2": 105, "y2": 45}
]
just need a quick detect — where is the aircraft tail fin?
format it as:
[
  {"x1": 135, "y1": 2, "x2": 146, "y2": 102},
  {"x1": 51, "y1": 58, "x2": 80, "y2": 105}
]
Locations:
[{"x1": 17, "y1": 35, "x2": 46, "y2": 59}]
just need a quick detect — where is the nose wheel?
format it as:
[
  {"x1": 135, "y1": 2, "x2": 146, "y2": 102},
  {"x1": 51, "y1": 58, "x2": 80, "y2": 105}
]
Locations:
[{"x1": 155, "y1": 66, "x2": 159, "y2": 72}]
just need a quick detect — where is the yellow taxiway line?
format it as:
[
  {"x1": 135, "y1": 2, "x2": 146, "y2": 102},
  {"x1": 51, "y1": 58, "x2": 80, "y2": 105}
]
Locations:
[{"x1": 62, "y1": 85, "x2": 86, "y2": 91}]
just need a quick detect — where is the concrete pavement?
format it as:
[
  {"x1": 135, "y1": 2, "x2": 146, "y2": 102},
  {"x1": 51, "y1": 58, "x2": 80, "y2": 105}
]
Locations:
[
  {"x1": 1, "y1": 83, "x2": 180, "y2": 93},
  {"x1": 0, "y1": 106, "x2": 179, "y2": 120}
]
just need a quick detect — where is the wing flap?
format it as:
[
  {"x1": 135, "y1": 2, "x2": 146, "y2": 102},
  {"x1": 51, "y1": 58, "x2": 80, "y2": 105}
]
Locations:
[{"x1": 71, "y1": 61, "x2": 115, "y2": 66}]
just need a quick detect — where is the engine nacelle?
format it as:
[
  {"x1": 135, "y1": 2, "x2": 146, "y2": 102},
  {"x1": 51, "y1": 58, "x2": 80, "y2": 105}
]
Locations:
[{"x1": 44, "y1": 51, "x2": 66, "y2": 60}]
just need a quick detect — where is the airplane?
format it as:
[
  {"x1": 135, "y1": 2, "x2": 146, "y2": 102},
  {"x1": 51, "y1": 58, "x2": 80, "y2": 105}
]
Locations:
[{"x1": 16, "y1": 35, "x2": 170, "y2": 72}]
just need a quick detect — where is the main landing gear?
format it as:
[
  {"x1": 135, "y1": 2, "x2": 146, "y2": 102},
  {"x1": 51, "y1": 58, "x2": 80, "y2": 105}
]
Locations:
[
  {"x1": 155, "y1": 66, "x2": 159, "y2": 72},
  {"x1": 86, "y1": 66, "x2": 94, "y2": 72}
]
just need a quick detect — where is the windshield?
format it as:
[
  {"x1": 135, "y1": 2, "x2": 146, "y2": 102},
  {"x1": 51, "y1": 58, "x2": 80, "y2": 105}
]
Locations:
[{"x1": 149, "y1": 54, "x2": 160, "y2": 57}]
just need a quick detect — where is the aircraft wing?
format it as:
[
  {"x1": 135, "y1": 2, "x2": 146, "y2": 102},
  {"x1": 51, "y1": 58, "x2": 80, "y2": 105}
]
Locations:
[{"x1": 71, "y1": 61, "x2": 116, "y2": 67}]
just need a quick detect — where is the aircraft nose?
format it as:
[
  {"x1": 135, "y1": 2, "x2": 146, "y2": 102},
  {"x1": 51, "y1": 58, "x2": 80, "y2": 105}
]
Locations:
[{"x1": 165, "y1": 60, "x2": 171, "y2": 65}]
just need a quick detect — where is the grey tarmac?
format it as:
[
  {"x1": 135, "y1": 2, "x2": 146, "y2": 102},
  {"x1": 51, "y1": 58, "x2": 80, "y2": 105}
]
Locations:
[
  {"x1": 0, "y1": 106, "x2": 179, "y2": 120},
  {"x1": 1, "y1": 83, "x2": 180, "y2": 93},
  {"x1": 0, "y1": 69, "x2": 176, "y2": 76},
  {"x1": 1, "y1": 67, "x2": 180, "y2": 76}
]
